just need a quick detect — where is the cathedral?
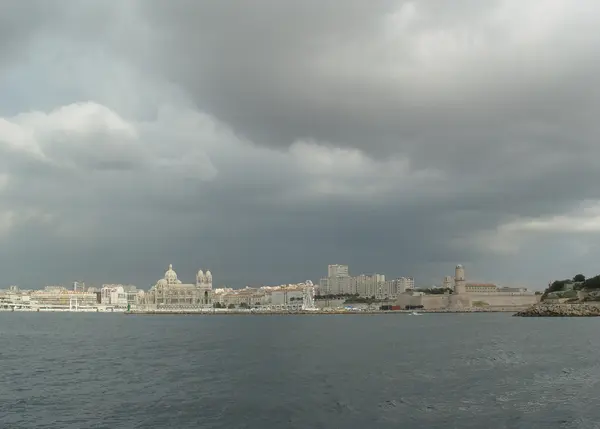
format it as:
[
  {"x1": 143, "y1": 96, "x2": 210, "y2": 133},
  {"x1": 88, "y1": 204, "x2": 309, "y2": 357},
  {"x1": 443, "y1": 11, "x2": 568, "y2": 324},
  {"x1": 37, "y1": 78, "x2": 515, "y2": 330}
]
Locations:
[{"x1": 139, "y1": 264, "x2": 213, "y2": 308}]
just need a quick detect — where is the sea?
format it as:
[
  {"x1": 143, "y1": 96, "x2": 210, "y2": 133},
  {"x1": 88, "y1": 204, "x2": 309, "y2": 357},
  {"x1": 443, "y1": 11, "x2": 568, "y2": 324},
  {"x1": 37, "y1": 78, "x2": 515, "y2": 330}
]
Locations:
[{"x1": 1, "y1": 312, "x2": 599, "y2": 429}]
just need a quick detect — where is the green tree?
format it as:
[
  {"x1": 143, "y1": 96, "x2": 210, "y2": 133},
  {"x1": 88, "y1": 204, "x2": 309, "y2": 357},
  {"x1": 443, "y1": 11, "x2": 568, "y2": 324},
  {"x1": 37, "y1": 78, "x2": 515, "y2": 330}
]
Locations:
[
  {"x1": 583, "y1": 275, "x2": 600, "y2": 289},
  {"x1": 227, "y1": 303, "x2": 235, "y2": 309},
  {"x1": 573, "y1": 274, "x2": 586, "y2": 282}
]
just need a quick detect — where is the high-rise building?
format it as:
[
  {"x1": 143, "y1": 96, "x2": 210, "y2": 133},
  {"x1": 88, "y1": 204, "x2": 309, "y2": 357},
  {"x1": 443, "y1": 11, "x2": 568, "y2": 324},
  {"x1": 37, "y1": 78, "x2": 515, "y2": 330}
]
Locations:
[
  {"x1": 352, "y1": 273, "x2": 386, "y2": 297},
  {"x1": 318, "y1": 277, "x2": 329, "y2": 295},
  {"x1": 323, "y1": 265, "x2": 351, "y2": 295},
  {"x1": 322, "y1": 265, "x2": 415, "y2": 298},
  {"x1": 328, "y1": 264, "x2": 349, "y2": 278}
]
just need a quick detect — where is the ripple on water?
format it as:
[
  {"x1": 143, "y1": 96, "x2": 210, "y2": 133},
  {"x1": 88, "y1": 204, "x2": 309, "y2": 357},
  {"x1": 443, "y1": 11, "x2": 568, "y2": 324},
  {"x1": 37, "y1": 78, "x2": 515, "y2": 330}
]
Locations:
[{"x1": 1, "y1": 313, "x2": 600, "y2": 428}]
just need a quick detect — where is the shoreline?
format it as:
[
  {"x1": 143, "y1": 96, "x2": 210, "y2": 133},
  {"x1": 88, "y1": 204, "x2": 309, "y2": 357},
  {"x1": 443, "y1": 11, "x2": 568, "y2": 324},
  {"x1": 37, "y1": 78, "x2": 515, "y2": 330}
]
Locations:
[
  {"x1": 514, "y1": 303, "x2": 600, "y2": 317},
  {"x1": 124, "y1": 308, "x2": 522, "y2": 316},
  {"x1": 1, "y1": 307, "x2": 529, "y2": 315}
]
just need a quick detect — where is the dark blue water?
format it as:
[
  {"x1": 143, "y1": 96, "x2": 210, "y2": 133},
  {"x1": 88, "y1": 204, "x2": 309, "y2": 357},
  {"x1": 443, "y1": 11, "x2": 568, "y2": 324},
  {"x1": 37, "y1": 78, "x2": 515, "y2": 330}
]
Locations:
[{"x1": 1, "y1": 313, "x2": 599, "y2": 428}]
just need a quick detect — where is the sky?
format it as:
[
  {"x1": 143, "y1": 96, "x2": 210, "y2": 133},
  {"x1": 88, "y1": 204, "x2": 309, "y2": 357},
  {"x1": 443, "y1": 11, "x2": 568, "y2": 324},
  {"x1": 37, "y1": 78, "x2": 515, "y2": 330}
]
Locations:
[{"x1": 1, "y1": 0, "x2": 600, "y2": 290}]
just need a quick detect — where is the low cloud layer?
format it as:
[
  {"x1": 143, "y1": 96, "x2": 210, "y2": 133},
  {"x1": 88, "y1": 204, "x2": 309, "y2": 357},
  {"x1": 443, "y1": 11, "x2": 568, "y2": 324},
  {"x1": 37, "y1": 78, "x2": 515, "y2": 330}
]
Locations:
[{"x1": 1, "y1": 1, "x2": 599, "y2": 289}]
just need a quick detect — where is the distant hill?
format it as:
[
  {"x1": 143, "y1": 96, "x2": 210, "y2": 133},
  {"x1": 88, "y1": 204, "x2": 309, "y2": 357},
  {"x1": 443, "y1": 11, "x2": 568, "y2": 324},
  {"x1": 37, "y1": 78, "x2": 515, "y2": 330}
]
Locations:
[{"x1": 543, "y1": 274, "x2": 600, "y2": 301}]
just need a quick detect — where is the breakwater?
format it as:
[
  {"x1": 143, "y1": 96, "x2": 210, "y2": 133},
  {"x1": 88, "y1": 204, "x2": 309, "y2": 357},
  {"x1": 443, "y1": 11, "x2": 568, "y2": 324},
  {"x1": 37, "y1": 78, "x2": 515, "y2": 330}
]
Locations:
[{"x1": 514, "y1": 303, "x2": 600, "y2": 317}]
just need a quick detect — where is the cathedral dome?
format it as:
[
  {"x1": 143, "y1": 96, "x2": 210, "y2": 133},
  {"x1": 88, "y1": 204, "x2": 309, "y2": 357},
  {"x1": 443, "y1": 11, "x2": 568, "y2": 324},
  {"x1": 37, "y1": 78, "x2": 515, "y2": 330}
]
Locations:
[
  {"x1": 205, "y1": 270, "x2": 212, "y2": 280},
  {"x1": 164, "y1": 264, "x2": 179, "y2": 284},
  {"x1": 197, "y1": 270, "x2": 204, "y2": 279}
]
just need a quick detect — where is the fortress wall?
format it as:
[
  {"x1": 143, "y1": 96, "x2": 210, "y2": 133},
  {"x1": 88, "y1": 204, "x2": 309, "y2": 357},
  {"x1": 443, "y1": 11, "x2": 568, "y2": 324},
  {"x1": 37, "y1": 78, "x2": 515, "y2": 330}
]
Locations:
[
  {"x1": 450, "y1": 294, "x2": 471, "y2": 308},
  {"x1": 420, "y1": 295, "x2": 452, "y2": 309},
  {"x1": 469, "y1": 293, "x2": 540, "y2": 307},
  {"x1": 397, "y1": 292, "x2": 540, "y2": 310},
  {"x1": 395, "y1": 294, "x2": 430, "y2": 308},
  {"x1": 395, "y1": 294, "x2": 452, "y2": 309}
]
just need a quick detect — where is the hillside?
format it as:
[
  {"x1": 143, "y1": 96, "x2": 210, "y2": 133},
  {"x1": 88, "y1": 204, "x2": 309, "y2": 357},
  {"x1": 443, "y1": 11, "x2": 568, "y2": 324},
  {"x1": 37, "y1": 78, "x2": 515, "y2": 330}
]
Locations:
[{"x1": 542, "y1": 274, "x2": 600, "y2": 302}]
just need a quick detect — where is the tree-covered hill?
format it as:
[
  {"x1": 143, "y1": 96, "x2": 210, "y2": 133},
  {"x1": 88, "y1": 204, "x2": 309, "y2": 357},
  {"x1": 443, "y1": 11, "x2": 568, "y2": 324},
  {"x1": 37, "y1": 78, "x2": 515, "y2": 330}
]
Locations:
[{"x1": 543, "y1": 274, "x2": 600, "y2": 300}]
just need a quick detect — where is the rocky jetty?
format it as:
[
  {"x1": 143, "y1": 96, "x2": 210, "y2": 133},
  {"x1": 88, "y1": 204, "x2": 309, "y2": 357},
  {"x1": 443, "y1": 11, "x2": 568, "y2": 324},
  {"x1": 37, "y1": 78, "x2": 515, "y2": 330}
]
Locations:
[{"x1": 514, "y1": 303, "x2": 600, "y2": 317}]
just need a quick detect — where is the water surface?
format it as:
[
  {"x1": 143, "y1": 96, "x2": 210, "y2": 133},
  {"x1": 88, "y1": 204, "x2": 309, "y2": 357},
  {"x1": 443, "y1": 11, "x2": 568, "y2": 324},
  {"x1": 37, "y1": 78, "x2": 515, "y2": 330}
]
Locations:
[{"x1": 1, "y1": 313, "x2": 599, "y2": 428}]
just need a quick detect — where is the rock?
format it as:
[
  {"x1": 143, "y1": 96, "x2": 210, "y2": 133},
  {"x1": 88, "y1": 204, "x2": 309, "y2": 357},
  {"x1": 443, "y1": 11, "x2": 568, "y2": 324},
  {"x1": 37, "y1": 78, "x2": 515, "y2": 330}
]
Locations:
[{"x1": 513, "y1": 303, "x2": 600, "y2": 317}]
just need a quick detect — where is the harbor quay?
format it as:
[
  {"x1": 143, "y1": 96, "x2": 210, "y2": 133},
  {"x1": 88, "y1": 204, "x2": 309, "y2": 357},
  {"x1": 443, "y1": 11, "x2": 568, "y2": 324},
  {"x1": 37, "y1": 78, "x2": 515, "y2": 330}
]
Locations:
[{"x1": 124, "y1": 307, "x2": 528, "y2": 316}]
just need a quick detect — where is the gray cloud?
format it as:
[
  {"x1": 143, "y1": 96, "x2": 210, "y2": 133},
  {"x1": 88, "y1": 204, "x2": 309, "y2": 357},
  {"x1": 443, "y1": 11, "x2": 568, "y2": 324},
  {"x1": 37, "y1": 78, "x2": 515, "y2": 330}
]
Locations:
[{"x1": 1, "y1": 0, "x2": 600, "y2": 289}]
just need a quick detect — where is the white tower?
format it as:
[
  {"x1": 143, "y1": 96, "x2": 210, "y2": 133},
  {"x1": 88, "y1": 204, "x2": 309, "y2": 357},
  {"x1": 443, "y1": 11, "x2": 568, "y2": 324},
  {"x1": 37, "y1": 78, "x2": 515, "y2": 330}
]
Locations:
[
  {"x1": 196, "y1": 269, "x2": 213, "y2": 306},
  {"x1": 454, "y1": 264, "x2": 466, "y2": 294}
]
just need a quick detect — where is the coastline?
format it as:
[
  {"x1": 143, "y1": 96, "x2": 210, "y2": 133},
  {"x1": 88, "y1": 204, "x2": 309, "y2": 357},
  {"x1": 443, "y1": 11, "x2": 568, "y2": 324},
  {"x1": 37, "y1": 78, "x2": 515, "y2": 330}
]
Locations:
[
  {"x1": 514, "y1": 303, "x2": 600, "y2": 317},
  {"x1": 123, "y1": 308, "x2": 523, "y2": 316},
  {"x1": 1, "y1": 307, "x2": 530, "y2": 315}
]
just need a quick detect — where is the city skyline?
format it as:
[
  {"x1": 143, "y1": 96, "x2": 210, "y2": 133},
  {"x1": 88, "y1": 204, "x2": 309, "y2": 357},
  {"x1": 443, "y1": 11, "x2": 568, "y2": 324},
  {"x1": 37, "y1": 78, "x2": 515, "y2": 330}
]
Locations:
[
  {"x1": 2, "y1": 1, "x2": 600, "y2": 289},
  {"x1": 2, "y1": 261, "x2": 540, "y2": 313},
  {"x1": 1, "y1": 261, "x2": 539, "y2": 292}
]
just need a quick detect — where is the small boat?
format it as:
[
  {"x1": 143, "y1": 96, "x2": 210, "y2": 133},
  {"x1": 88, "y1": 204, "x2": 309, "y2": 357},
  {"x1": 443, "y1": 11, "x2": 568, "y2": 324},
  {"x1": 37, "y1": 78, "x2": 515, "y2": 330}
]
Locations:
[{"x1": 409, "y1": 311, "x2": 422, "y2": 316}]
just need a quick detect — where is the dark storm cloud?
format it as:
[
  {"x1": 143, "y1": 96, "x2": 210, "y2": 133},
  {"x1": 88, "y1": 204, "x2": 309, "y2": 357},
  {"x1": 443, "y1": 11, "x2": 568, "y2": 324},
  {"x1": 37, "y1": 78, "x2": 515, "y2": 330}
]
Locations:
[
  {"x1": 1, "y1": 1, "x2": 600, "y2": 289},
  {"x1": 132, "y1": 0, "x2": 600, "y2": 160}
]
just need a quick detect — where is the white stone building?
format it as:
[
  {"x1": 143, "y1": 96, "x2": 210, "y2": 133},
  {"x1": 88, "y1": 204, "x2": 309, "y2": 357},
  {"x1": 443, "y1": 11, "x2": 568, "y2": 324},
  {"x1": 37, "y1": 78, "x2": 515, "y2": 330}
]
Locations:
[
  {"x1": 101, "y1": 285, "x2": 127, "y2": 307},
  {"x1": 137, "y1": 264, "x2": 213, "y2": 309},
  {"x1": 100, "y1": 284, "x2": 139, "y2": 307},
  {"x1": 212, "y1": 281, "x2": 316, "y2": 310},
  {"x1": 30, "y1": 286, "x2": 98, "y2": 309}
]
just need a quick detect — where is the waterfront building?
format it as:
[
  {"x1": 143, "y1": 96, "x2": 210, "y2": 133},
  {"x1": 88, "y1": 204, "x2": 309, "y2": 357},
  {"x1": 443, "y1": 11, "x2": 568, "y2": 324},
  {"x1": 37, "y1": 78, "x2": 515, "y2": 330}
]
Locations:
[
  {"x1": 351, "y1": 274, "x2": 386, "y2": 297},
  {"x1": 137, "y1": 264, "x2": 213, "y2": 309},
  {"x1": 270, "y1": 288, "x2": 304, "y2": 306},
  {"x1": 382, "y1": 277, "x2": 415, "y2": 299},
  {"x1": 396, "y1": 264, "x2": 540, "y2": 310},
  {"x1": 212, "y1": 281, "x2": 316, "y2": 310},
  {"x1": 465, "y1": 283, "x2": 498, "y2": 293},
  {"x1": 319, "y1": 265, "x2": 413, "y2": 299},
  {"x1": 320, "y1": 264, "x2": 351, "y2": 295},
  {"x1": 397, "y1": 277, "x2": 415, "y2": 292},
  {"x1": 0, "y1": 291, "x2": 32, "y2": 310},
  {"x1": 30, "y1": 286, "x2": 99, "y2": 309},
  {"x1": 100, "y1": 284, "x2": 139, "y2": 307},
  {"x1": 214, "y1": 287, "x2": 267, "y2": 307}
]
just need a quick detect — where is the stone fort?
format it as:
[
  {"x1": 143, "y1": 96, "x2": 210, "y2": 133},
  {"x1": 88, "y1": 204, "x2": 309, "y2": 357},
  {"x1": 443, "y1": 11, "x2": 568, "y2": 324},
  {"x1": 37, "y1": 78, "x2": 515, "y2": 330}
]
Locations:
[{"x1": 395, "y1": 264, "x2": 540, "y2": 310}]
